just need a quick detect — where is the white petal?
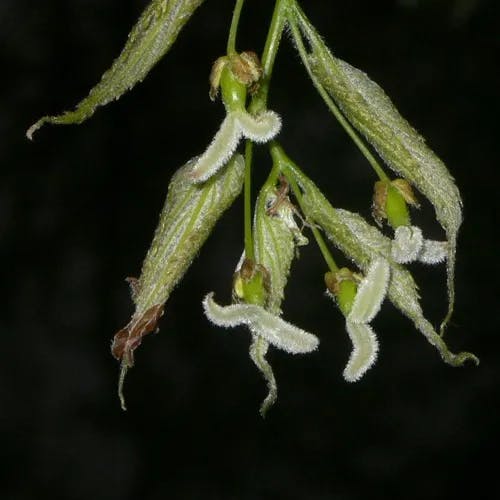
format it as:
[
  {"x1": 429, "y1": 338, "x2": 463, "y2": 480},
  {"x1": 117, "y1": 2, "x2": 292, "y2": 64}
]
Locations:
[
  {"x1": 203, "y1": 293, "x2": 319, "y2": 354},
  {"x1": 391, "y1": 226, "x2": 424, "y2": 264},
  {"x1": 348, "y1": 257, "x2": 390, "y2": 324},
  {"x1": 418, "y1": 239, "x2": 447, "y2": 264},
  {"x1": 343, "y1": 321, "x2": 379, "y2": 382},
  {"x1": 190, "y1": 114, "x2": 241, "y2": 183},
  {"x1": 248, "y1": 311, "x2": 319, "y2": 354},
  {"x1": 235, "y1": 110, "x2": 282, "y2": 143}
]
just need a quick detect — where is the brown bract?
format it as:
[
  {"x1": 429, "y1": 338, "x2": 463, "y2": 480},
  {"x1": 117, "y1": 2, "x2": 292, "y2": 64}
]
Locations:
[{"x1": 111, "y1": 304, "x2": 165, "y2": 368}]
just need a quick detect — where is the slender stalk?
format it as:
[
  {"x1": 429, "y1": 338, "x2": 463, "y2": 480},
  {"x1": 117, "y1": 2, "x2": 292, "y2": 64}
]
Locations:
[
  {"x1": 244, "y1": 140, "x2": 255, "y2": 260},
  {"x1": 249, "y1": 0, "x2": 289, "y2": 114},
  {"x1": 242, "y1": 0, "x2": 290, "y2": 261},
  {"x1": 269, "y1": 142, "x2": 339, "y2": 273},
  {"x1": 227, "y1": 0, "x2": 246, "y2": 54},
  {"x1": 288, "y1": 17, "x2": 389, "y2": 182}
]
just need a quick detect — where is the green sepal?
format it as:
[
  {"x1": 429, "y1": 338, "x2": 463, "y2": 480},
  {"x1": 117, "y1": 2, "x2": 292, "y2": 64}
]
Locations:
[
  {"x1": 288, "y1": 1, "x2": 461, "y2": 333},
  {"x1": 27, "y1": 0, "x2": 205, "y2": 138}
]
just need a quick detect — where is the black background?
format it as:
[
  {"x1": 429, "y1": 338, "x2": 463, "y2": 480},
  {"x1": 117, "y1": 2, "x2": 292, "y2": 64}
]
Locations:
[{"x1": 2, "y1": 1, "x2": 498, "y2": 498}]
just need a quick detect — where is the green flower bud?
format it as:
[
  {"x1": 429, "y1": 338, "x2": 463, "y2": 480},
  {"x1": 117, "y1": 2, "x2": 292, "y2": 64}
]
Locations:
[
  {"x1": 325, "y1": 269, "x2": 358, "y2": 316},
  {"x1": 233, "y1": 258, "x2": 268, "y2": 307},
  {"x1": 220, "y1": 65, "x2": 248, "y2": 112}
]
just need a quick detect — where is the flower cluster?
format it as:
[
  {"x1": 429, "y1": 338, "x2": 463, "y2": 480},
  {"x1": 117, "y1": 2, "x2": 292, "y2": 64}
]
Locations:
[{"x1": 28, "y1": 0, "x2": 478, "y2": 414}]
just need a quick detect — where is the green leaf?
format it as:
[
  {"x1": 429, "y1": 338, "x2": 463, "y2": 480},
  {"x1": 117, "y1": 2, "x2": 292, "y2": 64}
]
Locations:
[
  {"x1": 253, "y1": 185, "x2": 297, "y2": 315},
  {"x1": 112, "y1": 153, "x2": 244, "y2": 409},
  {"x1": 27, "y1": 0, "x2": 205, "y2": 138},
  {"x1": 285, "y1": 165, "x2": 478, "y2": 368},
  {"x1": 288, "y1": 2, "x2": 461, "y2": 334}
]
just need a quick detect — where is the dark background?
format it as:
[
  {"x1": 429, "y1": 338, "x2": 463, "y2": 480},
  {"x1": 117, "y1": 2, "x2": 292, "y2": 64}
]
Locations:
[{"x1": 1, "y1": 0, "x2": 498, "y2": 498}]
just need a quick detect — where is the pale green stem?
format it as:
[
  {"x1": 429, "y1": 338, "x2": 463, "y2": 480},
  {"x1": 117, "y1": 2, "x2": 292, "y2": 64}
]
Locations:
[
  {"x1": 244, "y1": 139, "x2": 255, "y2": 260},
  {"x1": 227, "y1": 0, "x2": 246, "y2": 55},
  {"x1": 242, "y1": 0, "x2": 290, "y2": 261},
  {"x1": 288, "y1": 15, "x2": 389, "y2": 182},
  {"x1": 269, "y1": 142, "x2": 339, "y2": 273},
  {"x1": 249, "y1": 0, "x2": 289, "y2": 114}
]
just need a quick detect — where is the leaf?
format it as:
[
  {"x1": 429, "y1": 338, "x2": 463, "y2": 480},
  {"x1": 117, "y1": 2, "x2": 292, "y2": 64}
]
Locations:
[
  {"x1": 112, "y1": 153, "x2": 244, "y2": 408},
  {"x1": 253, "y1": 184, "x2": 297, "y2": 315},
  {"x1": 27, "y1": 0, "x2": 205, "y2": 138},
  {"x1": 288, "y1": 1, "x2": 461, "y2": 333}
]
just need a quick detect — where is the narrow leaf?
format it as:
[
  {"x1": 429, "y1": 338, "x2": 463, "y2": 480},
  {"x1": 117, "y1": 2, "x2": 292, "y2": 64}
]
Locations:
[
  {"x1": 112, "y1": 153, "x2": 244, "y2": 407},
  {"x1": 28, "y1": 0, "x2": 205, "y2": 137}
]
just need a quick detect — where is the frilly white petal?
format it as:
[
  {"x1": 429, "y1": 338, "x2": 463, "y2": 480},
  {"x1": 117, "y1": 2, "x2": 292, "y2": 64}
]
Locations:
[
  {"x1": 203, "y1": 292, "x2": 319, "y2": 354},
  {"x1": 190, "y1": 114, "x2": 241, "y2": 183},
  {"x1": 419, "y1": 239, "x2": 447, "y2": 264},
  {"x1": 235, "y1": 110, "x2": 282, "y2": 143},
  {"x1": 348, "y1": 257, "x2": 390, "y2": 324},
  {"x1": 391, "y1": 226, "x2": 424, "y2": 264},
  {"x1": 343, "y1": 321, "x2": 379, "y2": 382}
]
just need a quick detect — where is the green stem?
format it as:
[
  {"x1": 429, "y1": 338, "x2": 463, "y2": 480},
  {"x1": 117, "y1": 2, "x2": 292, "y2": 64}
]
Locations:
[
  {"x1": 269, "y1": 142, "x2": 339, "y2": 273},
  {"x1": 249, "y1": 0, "x2": 289, "y2": 114},
  {"x1": 227, "y1": 0, "x2": 246, "y2": 55},
  {"x1": 244, "y1": 140, "x2": 255, "y2": 260},
  {"x1": 288, "y1": 16, "x2": 389, "y2": 182},
  {"x1": 242, "y1": 0, "x2": 289, "y2": 261}
]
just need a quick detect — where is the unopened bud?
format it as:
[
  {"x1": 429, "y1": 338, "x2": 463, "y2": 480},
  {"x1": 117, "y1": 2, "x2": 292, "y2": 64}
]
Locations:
[
  {"x1": 372, "y1": 180, "x2": 411, "y2": 229},
  {"x1": 325, "y1": 268, "x2": 359, "y2": 316},
  {"x1": 209, "y1": 51, "x2": 263, "y2": 104},
  {"x1": 233, "y1": 258, "x2": 269, "y2": 306}
]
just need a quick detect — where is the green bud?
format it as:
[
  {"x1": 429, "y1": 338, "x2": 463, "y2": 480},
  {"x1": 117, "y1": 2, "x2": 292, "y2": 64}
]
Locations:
[
  {"x1": 27, "y1": 0, "x2": 205, "y2": 138},
  {"x1": 385, "y1": 184, "x2": 411, "y2": 229},
  {"x1": 235, "y1": 258, "x2": 268, "y2": 307},
  {"x1": 325, "y1": 269, "x2": 358, "y2": 316},
  {"x1": 220, "y1": 65, "x2": 248, "y2": 112}
]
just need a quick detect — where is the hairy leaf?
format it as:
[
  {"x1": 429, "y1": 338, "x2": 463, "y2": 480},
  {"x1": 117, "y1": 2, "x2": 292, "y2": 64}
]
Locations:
[
  {"x1": 28, "y1": 0, "x2": 205, "y2": 137},
  {"x1": 289, "y1": 2, "x2": 461, "y2": 333},
  {"x1": 112, "y1": 153, "x2": 244, "y2": 409}
]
